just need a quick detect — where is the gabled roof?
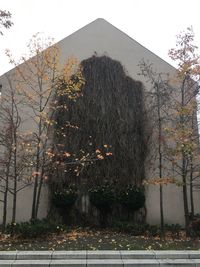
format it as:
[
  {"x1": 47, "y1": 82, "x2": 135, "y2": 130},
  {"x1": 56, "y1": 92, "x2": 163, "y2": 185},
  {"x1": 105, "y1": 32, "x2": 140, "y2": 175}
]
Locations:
[
  {"x1": 0, "y1": 18, "x2": 175, "y2": 85},
  {"x1": 57, "y1": 18, "x2": 175, "y2": 81}
]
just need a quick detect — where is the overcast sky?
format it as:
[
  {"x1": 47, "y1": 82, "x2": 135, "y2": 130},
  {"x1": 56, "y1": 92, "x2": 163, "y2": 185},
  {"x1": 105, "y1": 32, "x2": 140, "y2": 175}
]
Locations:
[{"x1": 0, "y1": 0, "x2": 200, "y2": 75}]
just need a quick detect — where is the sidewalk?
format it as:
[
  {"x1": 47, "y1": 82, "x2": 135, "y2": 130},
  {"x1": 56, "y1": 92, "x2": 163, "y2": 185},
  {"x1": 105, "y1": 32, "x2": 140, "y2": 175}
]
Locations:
[{"x1": 0, "y1": 250, "x2": 200, "y2": 266}]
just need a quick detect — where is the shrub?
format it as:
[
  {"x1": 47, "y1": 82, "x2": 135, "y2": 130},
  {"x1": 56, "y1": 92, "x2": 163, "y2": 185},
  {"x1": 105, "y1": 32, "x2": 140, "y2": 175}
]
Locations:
[
  {"x1": 89, "y1": 184, "x2": 115, "y2": 212},
  {"x1": 114, "y1": 221, "x2": 161, "y2": 237},
  {"x1": 6, "y1": 219, "x2": 65, "y2": 238},
  {"x1": 89, "y1": 183, "x2": 115, "y2": 227},
  {"x1": 147, "y1": 225, "x2": 160, "y2": 237},
  {"x1": 165, "y1": 223, "x2": 181, "y2": 238},
  {"x1": 189, "y1": 217, "x2": 200, "y2": 237},
  {"x1": 114, "y1": 221, "x2": 147, "y2": 236},
  {"x1": 118, "y1": 185, "x2": 145, "y2": 212},
  {"x1": 52, "y1": 186, "x2": 77, "y2": 210}
]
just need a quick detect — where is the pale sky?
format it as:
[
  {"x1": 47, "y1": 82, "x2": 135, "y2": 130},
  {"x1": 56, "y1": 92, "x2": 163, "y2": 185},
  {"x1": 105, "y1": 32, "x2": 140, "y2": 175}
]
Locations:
[{"x1": 1, "y1": 0, "x2": 200, "y2": 76}]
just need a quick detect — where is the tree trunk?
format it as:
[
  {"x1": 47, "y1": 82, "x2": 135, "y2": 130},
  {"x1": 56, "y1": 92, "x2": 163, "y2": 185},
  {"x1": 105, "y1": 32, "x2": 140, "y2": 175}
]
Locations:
[
  {"x1": 2, "y1": 152, "x2": 12, "y2": 232},
  {"x1": 12, "y1": 179, "x2": 17, "y2": 223},
  {"x1": 182, "y1": 157, "x2": 190, "y2": 236},
  {"x1": 31, "y1": 115, "x2": 42, "y2": 220},
  {"x1": 160, "y1": 184, "x2": 164, "y2": 235},
  {"x1": 31, "y1": 171, "x2": 39, "y2": 220},
  {"x1": 190, "y1": 161, "x2": 194, "y2": 219},
  {"x1": 35, "y1": 146, "x2": 47, "y2": 218},
  {"x1": 31, "y1": 148, "x2": 40, "y2": 220},
  {"x1": 12, "y1": 132, "x2": 17, "y2": 223},
  {"x1": 156, "y1": 83, "x2": 164, "y2": 237},
  {"x1": 2, "y1": 181, "x2": 8, "y2": 232},
  {"x1": 35, "y1": 175, "x2": 43, "y2": 218}
]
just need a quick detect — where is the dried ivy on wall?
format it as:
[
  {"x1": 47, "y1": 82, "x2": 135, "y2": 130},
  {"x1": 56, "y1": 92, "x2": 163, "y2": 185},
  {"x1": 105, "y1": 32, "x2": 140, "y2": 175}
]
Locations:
[{"x1": 52, "y1": 55, "x2": 148, "y2": 189}]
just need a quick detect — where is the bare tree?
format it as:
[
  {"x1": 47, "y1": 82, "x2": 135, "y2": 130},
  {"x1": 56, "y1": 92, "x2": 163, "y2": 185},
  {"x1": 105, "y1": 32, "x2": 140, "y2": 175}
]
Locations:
[
  {"x1": 167, "y1": 27, "x2": 200, "y2": 235},
  {"x1": 139, "y1": 60, "x2": 172, "y2": 237},
  {"x1": 6, "y1": 33, "x2": 86, "y2": 220},
  {"x1": 0, "y1": 9, "x2": 13, "y2": 35},
  {"x1": 0, "y1": 74, "x2": 32, "y2": 228}
]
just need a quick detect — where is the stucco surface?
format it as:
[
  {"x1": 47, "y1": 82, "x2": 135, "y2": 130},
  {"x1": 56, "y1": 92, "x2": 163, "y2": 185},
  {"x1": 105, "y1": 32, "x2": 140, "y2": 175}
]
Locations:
[{"x1": 0, "y1": 18, "x2": 199, "y2": 225}]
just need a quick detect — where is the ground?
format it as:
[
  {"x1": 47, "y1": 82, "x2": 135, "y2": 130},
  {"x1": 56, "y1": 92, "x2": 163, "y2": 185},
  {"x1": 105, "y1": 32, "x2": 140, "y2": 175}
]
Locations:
[{"x1": 0, "y1": 228, "x2": 200, "y2": 251}]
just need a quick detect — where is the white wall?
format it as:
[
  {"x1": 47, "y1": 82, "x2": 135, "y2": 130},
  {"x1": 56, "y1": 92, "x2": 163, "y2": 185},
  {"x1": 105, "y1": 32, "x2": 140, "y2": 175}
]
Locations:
[{"x1": 0, "y1": 18, "x2": 199, "y2": 226}]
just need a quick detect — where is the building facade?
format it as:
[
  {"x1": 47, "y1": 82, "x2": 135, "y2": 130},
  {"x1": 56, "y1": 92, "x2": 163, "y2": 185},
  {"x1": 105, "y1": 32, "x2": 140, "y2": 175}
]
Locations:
[{"x1": 0, "y1": 18, "x2": 199, "y2": 226}]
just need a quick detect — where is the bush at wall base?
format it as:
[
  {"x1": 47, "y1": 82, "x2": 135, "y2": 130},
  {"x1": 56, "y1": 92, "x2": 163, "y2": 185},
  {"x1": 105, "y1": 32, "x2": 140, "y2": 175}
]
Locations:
[
  {"x1": 118, "y1": 185, "x2": 145, "y2": 212},
  {"x1": 89, "y1": 184, "x2": 115, "y2": 227},
  {"x1": 52, "y1": 187, "x2": 77, "y2": 224},
  {"x1": 6, "y1": 219, "x2": 66, "y2": 238},
  {"x1": 52, "y1": 187, "x2": 77, "y2": 210}
]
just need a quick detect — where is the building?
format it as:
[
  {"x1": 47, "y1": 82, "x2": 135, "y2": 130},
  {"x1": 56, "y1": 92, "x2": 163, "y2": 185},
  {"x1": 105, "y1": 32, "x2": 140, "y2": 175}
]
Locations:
[{"x1": 0, "y1": 18, "x2": 199, "y2": 226}]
